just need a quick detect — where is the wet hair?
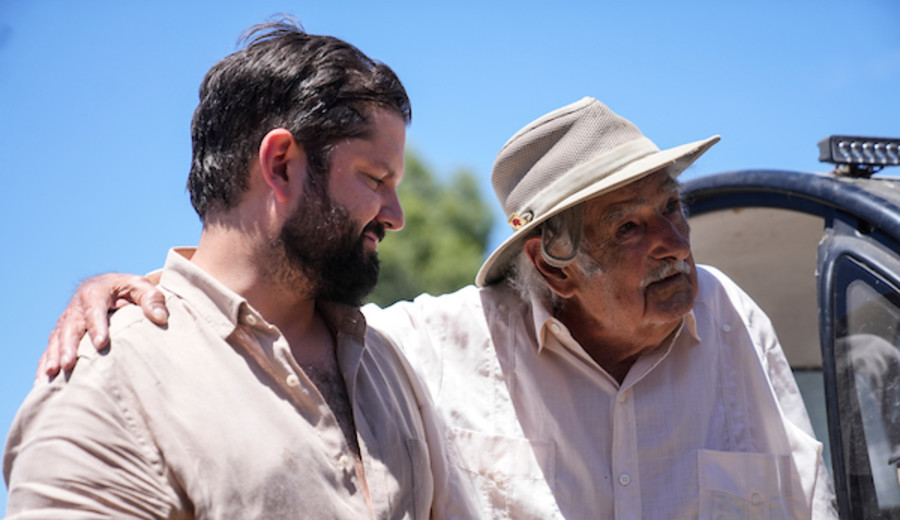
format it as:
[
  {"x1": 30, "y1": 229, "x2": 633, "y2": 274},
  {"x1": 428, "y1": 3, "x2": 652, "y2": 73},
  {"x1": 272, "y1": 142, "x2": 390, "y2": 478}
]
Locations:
[{"x1": 188, "y1": 17, "x2": 411, "y2": 220}]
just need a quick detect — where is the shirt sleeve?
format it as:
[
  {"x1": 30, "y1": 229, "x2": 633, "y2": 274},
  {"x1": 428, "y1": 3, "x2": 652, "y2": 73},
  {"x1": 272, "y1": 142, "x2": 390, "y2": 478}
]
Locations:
[
  {"x1": 755, "y1": 306, "x2": 840, "y2": 518},
  {"x1": 363, "y1": 323, "x2": 483, "y2": 519},
  {"x1": 3, "y1": 355, "x2": 185, "y2": 519},
  {"x1": 362, "y1": 297, "x2": 447, "y2": 396}
]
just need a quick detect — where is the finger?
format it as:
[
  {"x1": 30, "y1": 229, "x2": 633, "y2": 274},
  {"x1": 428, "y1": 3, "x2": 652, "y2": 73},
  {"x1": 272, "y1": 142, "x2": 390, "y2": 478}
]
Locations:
[
  {"x1": 83, "y1": 302, "x2": 111, "y2": 351},
  {"x1": 37, "y1": 349, "x2": 55, "y2": 379},
  {"x1": 77, "y1": 273, "x2": 127, "y2": 350},
  {"x1": 43, "y1": 311, "x2": 77, "y2": 376},
  {"x1": 56, "y1": 307, "x2": 91, "y2": 370},
  {"x1": 36, "y1": 352, "x2": 46, "y2": 378},
  {"x1": 136, "y1": 286, "x2": 168, "y2": 325},
  {"x1": 110, "y1": 276, "x2": 166, "y2": 324}
]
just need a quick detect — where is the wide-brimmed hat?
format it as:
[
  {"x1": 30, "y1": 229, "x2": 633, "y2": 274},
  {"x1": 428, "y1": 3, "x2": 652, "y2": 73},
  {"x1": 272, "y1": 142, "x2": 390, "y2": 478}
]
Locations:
[{"x1": 476, "y1": 97, "x2": 720, "y2": 287}]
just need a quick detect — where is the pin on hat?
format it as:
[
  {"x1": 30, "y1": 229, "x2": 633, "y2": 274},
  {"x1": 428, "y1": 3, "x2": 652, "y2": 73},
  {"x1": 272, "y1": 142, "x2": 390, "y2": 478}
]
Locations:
[{"x1": 476, "y1": 97, "x2": 720, "y2": 286}]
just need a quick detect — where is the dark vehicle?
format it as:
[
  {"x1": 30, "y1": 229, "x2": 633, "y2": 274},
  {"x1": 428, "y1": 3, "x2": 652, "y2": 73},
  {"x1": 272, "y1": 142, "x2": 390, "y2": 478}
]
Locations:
[{"x1": 683, "y1": 136, "x2": 900, "y2": 519}]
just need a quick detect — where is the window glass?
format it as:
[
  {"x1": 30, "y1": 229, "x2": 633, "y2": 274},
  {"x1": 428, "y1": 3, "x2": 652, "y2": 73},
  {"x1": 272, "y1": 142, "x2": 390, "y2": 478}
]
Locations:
[{"x1": 835, "y1": 257, "x2": 900, "y2": 517}]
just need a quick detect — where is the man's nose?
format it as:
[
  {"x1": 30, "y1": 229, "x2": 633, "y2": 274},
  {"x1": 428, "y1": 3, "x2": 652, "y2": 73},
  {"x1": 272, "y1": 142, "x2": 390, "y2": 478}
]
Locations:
[
  {"x1": 377, "y1": 188, "x2": 405, "y2": 231},
  {"x1": 649, "y1": 214, "x2": 691, "y2": 261}
]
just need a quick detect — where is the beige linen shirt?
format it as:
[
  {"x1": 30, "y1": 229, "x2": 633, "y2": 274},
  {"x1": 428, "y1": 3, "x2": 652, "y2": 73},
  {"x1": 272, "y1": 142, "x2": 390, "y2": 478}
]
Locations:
[
  {"x1": 4, "y1": 249, "x2": 476, "y2": 519},
  {"x1": 366, "y1": 265, "x2": 838, "y2": 519}
]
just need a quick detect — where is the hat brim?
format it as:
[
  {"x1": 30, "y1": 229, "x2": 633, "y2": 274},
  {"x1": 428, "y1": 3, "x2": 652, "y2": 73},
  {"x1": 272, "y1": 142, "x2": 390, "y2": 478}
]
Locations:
[{"x1": 475, "y1": 134, "x2": 721, "y2": 287}]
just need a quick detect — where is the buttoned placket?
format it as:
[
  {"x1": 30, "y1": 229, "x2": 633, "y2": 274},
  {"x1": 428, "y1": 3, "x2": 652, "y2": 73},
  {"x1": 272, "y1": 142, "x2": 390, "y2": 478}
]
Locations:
[
  {"x1": 537, "y1": 315, "x2": 643, "y2": 519},
  {"x1": 610, "y1": 382, "x2": 641, "y2": 520},
  {"x1": 233, "y1": 305, "x2": 367, "y2": 502},
  {"x1": 537, "y1": 313, "x2": 689, "y2": 520},
  {"x1": 331, "y1": 312, "x2": 380, "y2": 514}
]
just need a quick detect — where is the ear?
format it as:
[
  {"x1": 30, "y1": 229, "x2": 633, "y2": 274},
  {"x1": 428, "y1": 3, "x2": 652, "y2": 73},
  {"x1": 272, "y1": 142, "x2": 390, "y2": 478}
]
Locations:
[
  {"x1": 258, "y1": 128, "x2": 305, "y2": 204},
  {"x1": 522, "y1": 235, "x2": 578, "y2": 299}
]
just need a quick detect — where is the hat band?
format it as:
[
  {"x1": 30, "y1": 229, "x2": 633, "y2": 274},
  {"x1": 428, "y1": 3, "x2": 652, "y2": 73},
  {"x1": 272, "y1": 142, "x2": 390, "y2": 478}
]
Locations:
[{"x1": 509, "y1": 137, "x2": 658, "y2": 226}]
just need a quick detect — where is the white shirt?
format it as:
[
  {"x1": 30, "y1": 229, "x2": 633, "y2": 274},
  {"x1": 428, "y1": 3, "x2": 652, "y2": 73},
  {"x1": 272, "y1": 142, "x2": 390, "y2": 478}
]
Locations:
[{"x1": 366, "y1": 264, "x2": 837, "y2": 519}]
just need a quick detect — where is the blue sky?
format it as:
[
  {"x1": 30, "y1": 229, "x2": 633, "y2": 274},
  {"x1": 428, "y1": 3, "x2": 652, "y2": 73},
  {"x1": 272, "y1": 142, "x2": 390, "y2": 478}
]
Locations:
[{"x1": 1, "y1": 0, "x2": 898, "y2": 508}]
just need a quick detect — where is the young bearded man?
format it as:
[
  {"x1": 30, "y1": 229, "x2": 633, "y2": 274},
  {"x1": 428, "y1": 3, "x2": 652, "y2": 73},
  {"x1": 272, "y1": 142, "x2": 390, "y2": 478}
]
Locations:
[{"x1": 4, "y1": 19, "x2": 476, "y2": 519}]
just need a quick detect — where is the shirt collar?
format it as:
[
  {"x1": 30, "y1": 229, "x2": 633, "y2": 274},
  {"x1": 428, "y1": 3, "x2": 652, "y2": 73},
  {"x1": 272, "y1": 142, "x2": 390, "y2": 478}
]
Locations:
[
  {"x1": 158, "y1": 247, "x2": 367, "y2": 343},
  {"x1": 159, "y1": 247, "x2": 248, "y2": 341},
  {"x1": 318, "y1": 300, "x2": 367, "y2": 341},
  {"x1": 683, "y1": 308, "x2": 700, "y2": 343},
  {"x1": 530, "y1": 292, "x2": 702, "y2": 356},
  {"x1": 530, "y1": 293, "x2": 564, "y2": 355}
]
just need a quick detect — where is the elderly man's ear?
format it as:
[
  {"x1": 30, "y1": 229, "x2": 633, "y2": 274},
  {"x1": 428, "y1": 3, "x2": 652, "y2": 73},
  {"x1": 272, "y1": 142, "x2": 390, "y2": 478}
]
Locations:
[
  {"x1": 257, "y1": 128, "x2": 307, "y2": 204},
  {"x1": 523, "y1": 236, "x2": 578, "y2": 299}
]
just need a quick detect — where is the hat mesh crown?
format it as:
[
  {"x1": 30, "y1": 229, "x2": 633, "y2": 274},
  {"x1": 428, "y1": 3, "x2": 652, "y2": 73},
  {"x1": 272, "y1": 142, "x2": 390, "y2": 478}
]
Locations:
[{"x1": 493, "y1": 98, "x2": 645, "y2": 218}]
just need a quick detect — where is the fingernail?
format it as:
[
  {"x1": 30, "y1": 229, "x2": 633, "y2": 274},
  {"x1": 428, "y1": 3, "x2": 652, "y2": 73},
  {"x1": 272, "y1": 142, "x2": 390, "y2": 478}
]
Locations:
[
  {"x1": 152, "y1": 308, "x2": 168, "y2": 322},
  {"x1": 60, "y1": 354, "x2": 72, "y2": 367}
]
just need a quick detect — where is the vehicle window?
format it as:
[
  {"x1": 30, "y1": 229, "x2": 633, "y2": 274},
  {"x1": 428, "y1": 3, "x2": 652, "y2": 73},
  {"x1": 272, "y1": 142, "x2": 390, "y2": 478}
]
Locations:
[
  {"x1": 833, "y1": 255, "x2": 900, "y2": 517},
  {"x1": 689, "y1": 207, "x2": 823, "y2": 365}
]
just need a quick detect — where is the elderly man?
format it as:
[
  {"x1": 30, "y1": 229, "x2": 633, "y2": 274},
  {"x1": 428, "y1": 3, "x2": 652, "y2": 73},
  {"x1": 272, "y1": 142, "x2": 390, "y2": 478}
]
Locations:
[
  {"x1": 4, "y1": 20, "x2": 477, "y2": 519},
  {"x1": 34, "y1": 98, "x2": 836, "y2": 518}
]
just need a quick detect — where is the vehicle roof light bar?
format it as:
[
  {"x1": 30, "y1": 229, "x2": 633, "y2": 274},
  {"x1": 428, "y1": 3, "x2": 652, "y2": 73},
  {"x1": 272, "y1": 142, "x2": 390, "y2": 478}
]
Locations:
[{"x1": 818, "y1": 135, "x2": 900, "y2": 178}]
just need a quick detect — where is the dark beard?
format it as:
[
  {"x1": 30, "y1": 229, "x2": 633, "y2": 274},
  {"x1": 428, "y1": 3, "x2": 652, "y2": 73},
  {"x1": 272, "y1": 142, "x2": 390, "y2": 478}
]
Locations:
[{"x1": 278, "y1": 187, "x2": 384, "y2": 307}]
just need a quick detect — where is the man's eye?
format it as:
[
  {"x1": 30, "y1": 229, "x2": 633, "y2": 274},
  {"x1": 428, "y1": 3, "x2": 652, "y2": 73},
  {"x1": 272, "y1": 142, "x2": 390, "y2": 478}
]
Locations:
[
  {"x1": 364, "y1": 174, "x2": 383, "y2": 189},
  {"x1": 664, "y1": 198, "x2": 681, "y2": 214},
  {"x1": 617, "y1": 221, "x2": 637, "y2": 235}
]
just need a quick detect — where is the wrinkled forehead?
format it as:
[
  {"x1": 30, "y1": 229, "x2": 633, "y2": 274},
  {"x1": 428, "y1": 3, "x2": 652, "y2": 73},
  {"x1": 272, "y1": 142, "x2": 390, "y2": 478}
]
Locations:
[{"x1": 582, "y1": 169, "x2": 680, "y2": 216}]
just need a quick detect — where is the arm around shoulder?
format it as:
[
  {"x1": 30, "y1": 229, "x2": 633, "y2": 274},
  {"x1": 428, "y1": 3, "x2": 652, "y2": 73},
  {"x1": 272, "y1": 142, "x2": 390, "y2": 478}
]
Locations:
[{"x1": 41, "y1": 272, "x2": 167, "y2": 378}]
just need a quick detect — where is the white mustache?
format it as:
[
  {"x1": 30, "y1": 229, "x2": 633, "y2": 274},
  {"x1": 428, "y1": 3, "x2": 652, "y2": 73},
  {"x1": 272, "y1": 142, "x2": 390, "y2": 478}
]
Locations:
[{"x1": 641, "y1": 260, "x2": 692, "y2": 289}]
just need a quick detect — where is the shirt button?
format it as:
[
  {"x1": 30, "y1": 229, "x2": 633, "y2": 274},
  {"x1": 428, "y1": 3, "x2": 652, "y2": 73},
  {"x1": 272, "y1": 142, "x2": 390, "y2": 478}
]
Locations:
[
  {"x1": 338, "y1": 454, "x2": 352, "y2": 471},
  {"x1": 244, "y1": 313, "x2": 258, "y2": 326},
  {"x1": 751, "y1": 492, "x2": 762, "y2": 505},
  {"x1": 722, "y1": 323, "x2": 732, "y2": 333},
  {"x1": 618, "y1": 473, "x2": 631, "y2": 486},
  {"x1": 550, "y1": 323, "x2": 561, "y2": 334},
  {"x1": 498, "y1": 304, "x2": 507, "y2": 312},
  {"x1": 286, "y1": 374, "x2": 300, "y2": 387},
  {"x1": 617, "y1": 392, "x2": 628, "y2": 404}
]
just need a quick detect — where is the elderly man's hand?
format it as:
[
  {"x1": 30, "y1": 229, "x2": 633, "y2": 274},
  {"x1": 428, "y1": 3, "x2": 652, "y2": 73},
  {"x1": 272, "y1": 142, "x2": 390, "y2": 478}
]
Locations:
[{"x1": 40, "y1": 273, "x2": 168, "y2": 377}]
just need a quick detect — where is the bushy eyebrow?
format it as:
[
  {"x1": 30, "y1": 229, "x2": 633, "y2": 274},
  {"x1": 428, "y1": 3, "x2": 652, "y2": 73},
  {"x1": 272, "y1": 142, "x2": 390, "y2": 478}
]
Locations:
[
  {"x1": 600, "y1": 201, "x2": 639, "y2": 227},
  {"x1": 598, "y1": 175, "x2": 682, "y2": 226}
]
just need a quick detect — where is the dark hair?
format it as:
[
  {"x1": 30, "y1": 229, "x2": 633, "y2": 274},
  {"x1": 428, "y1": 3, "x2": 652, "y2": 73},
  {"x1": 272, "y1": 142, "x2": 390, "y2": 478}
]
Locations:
[{"x1": 188, "y1": 17, "x2": 411, "y2": 219}]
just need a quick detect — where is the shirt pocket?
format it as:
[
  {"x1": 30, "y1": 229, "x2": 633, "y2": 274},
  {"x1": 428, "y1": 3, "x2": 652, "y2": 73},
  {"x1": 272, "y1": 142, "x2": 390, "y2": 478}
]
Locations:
[
  {"x1": 698, "y1": 449, "x2": 807, "y2": 520},
  {"x1": 448, "y1": 427, "x2": 560, "y2": 520}
]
